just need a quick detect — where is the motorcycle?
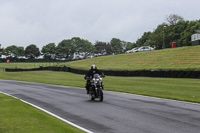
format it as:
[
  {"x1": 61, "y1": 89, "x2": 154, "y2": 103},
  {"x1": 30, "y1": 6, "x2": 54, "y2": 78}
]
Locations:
[{"x1": 85, "y1": 74, "x2": 105, "y2": 102}]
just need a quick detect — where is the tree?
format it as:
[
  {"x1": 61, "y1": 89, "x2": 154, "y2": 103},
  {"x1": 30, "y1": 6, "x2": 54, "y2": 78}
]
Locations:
[
  {"x1": 169, "y1": 20, "x2": 189, "y2": 47},
  {"x1": 105, "y1": 43, "x2": 112, "y2": 55},
  {"x1": 146, "y1": 24, "x2": 168, "y2": 49},
  {"x1": 95, "y1": 41, "x2": 106, "y2": 54},
  {"x1": 25, "y1": 44, "x2": 40, "y2": 59},
  {"x1": 57, "y1": 37, "x2": 95, "y2": 60},
  {"x1": 71, "y1": 37, "x2": 95, "y2": 59},
  {"x1": 180, "y1": 19, "x2": 200, "y2": 46},
  {"x1": 135, "y1": 17, "x2": 200, "y2": 49},
  {"x1": 57, "y1": 39, "x2": 75, "y2": 60},
  {"x1": 125, "y1": 42, "x2": 136, "y2": 51},
  {"x1": 94, "y1": 41, "x2": 112, "y2": 55},
  {"x1": 165, "y1": 14, "x2": 184, "y2": 25},
  {"x1": 4, "y1": 45, "x2": 25, "y2": 58},
  {"x1": 41, "y1": 43, "x2": 57, "y2": 60},
  {"x1": 17, "y1": 46, "x2": 25, "y2": 57},
  {"x1": 110, "y1": 38, "x2": 124, "y2": 54},
  {"x1": 136, "y1": 32, "x2": 152, "y2": 47},
  {"x1": 0, "y1": 44, "x2": 3, "y2": 57},
  {"x1": 79, "y1": 39, "x2": 95, "y2": 58}
]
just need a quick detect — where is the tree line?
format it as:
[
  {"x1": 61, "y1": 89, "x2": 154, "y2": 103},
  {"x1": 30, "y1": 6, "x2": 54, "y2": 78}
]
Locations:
[
  {"x1": 0, "y1": 37, "x2": 132, "y2": 61},
  {"x1": 0, "y1": 14, "x2": 200, "y2": 61},
  {"x1": 136, "y1": 14, "x2": 200, "y2": 49}
]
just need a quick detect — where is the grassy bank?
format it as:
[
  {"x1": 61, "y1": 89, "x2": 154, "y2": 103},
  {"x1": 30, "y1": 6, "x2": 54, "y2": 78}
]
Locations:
[
  {"x1": 1, "y1": 46, "x2": 200, "y2": 71},
  {"x1": 0, "y1": 70, "x2": 200, "y2": 103},
  {"x1": 0, "y1": 93, "x2": 84, "y2": 133},
  {"x1": 63, "y1": 45, "x2": 200, "y2": 70}
]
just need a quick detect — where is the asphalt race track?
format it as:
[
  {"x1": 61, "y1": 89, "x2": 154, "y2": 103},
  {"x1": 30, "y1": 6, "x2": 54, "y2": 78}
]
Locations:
[{"x1": 1, "y1": 79, "x2": 200, "y2": 133}]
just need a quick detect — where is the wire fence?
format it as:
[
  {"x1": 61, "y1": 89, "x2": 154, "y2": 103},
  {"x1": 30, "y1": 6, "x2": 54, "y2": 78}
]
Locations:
[
  {"x1": 0, "y1": 62, "x2": 61, "y2": 72},
  {"x1": 0, "y1": 67, "x2": 5, "y2": 71},
  {"x1": 0, "y1": 63, "x2": 60, "y2": 69}
]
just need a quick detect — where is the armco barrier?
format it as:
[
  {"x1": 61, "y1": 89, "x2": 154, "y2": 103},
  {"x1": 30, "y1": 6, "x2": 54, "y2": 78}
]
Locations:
[
  {"x1": 5, "y1": 68, "x2": 41, "y2": 72},
  {"x1": 5, "y1": 66, "x2": 200, "y2": 79}
]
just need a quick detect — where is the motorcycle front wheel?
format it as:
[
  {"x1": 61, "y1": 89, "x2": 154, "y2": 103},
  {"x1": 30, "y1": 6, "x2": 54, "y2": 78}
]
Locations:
[
  {"x1": 91, "y1": 96, "x2": 95, "y2": 100},
  {"x1": 98, "y1": 89, "x2": 103, "y2": 102},
  {"x1": 89, "y1": 93, "x2": 95, "y2": 100}
]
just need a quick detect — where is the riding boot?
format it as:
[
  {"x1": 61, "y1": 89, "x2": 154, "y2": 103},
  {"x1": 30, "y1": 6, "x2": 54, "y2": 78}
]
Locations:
[{"x1": 86, "y1": 88, "x2": 89, "y2": 94}]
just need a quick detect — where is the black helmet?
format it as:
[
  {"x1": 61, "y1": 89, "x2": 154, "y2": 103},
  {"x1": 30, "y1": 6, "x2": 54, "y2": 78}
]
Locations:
[{"x1": 91, "y1": 64, "x2": 97, "y2": 70}]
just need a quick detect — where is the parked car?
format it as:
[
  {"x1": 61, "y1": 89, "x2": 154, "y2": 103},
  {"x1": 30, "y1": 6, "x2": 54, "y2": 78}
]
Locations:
[
  {"x1": 125, "y1": 50, "x2": 132, "y2": 53},
  {"x1": 132, "y1": 47, "x2": 139, "y2": 52},
  {"x1": 137, "y1": 46, "x2": 154, "y2": 52},
  {"x1": 125, "y1": 47, "x2": 139, "y2": 53}
]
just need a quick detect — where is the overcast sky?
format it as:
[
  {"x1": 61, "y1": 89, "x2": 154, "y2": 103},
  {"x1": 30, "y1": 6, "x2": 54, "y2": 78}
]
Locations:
[{"x1": 0, "y1": 0, "x2": 200, "y2": 49}]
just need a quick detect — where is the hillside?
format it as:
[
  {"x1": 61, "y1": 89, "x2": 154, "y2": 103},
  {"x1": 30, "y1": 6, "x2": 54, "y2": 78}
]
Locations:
[{"x1": 64, "y1": 45, "x2": 200, "y2": 70}]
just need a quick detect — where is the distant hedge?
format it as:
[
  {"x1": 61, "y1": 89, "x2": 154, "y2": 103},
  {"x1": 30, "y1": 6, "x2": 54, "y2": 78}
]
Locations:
[{"x1": 5, "y1": 66, "x2": 200, "y2": 79}]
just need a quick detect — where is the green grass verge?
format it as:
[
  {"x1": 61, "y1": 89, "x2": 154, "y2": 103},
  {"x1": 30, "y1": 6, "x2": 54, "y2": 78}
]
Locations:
[
  {"x1": 0, "y1": 70, "x2": 200, "y2": 103},
  {"x1": 0, "y1": 93, "x2": 85, "y2": 133},
  {"x1": 62, "y1": 45, "x2": 200, "y2": 70}
]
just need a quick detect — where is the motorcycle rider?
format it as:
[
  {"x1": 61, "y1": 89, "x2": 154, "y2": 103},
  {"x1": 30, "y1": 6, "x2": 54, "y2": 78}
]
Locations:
[{"x1": 84, "y1": 64, "x2": 104, "y2": 94}]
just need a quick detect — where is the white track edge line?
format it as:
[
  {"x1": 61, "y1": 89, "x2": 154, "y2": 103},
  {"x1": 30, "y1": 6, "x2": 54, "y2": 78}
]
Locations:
[{"x1": 0, "y1": 91, "x2": 93, "y2": 133}]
